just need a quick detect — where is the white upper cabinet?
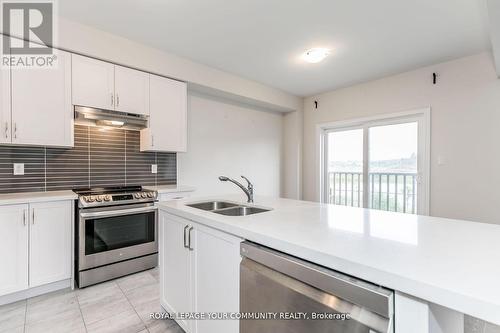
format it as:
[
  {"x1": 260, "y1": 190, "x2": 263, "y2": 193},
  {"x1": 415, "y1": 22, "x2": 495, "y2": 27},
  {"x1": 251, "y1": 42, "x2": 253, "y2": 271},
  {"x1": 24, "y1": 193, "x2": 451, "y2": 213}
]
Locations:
[
  {"x1": 11, "y1": 49, "x2": 73, "y2": 147},
  {"x1": 0, "y1": 50, "x2": 189, "y2": 149},
  {"x1": 114, "y1": 66, "x2": 149, "y2": 116},
  {"x1": 141, "y1": 75, "x2": 187, "y2": 152},
  {"x1": 72, "y1": 54, "x2": 115, "y2": 110},
  {"x1": 0, "y1": 204, "x2": 28, "y2": 297},
  {"x1": 29, "y1": 201, "x2": 72, "y2": 288},
  {"x1": 0, "y1": 61, "x2": 11, "y2": 145},
  {"x1": 72, "y1": 54, "x2": 149, "y2": 116}
]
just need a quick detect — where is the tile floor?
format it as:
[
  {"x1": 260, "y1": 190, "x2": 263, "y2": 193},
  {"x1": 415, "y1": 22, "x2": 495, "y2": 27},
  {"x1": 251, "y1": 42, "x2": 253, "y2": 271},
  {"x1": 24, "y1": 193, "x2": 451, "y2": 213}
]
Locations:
[{"x1": 0, "y1": 268, "x2": 184, "y2": 333}]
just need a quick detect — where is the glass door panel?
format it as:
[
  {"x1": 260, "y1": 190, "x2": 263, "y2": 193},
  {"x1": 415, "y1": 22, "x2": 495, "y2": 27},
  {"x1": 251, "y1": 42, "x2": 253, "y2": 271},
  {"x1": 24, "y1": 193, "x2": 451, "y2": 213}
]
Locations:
[
  {"x1": 368, "y1": 122, "x2": 418, "y2": 214},
  {"x1": 85, "y1": 211, "x2": 155, "y2": 255},
  {"x1": 326, "y1": 129, "x2": 364, "y2": 207}
]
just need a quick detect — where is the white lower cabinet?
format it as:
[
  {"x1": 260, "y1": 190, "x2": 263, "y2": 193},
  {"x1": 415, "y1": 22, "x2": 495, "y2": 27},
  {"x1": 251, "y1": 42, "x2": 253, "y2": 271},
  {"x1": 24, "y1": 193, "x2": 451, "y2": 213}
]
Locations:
[
  {"x1": 0, "y1": 204, "x2": 28, "y2": 296},
  {"x1": 395, "y1": 292, "x2": 465, "y2": 333},
  {"x1": 29, "y1": 201, "x2": 72, "y2": 288},
  {"x1": 192, "y1": 223, "x2": 241, "y2": 333},
  {"x1": 160, "y1": 211, "x2": 242, "y2": 333},
  {"x1": 0, "y1": 200, "x2": 72, "y2": 297},
  {"x1": 160, "y1": 212, "x2": 192, "y2": 331}
]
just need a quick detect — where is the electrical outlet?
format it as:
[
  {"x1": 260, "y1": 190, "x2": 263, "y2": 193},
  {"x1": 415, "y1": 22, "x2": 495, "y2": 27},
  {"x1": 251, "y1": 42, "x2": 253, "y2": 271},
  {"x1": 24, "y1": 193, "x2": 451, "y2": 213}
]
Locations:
[
  {"x1": 151, "y1": 164, "x2": 158, "y2": 174},
  {"x1": 13, "y1": 163, "x2": 24, "y2": 175}
]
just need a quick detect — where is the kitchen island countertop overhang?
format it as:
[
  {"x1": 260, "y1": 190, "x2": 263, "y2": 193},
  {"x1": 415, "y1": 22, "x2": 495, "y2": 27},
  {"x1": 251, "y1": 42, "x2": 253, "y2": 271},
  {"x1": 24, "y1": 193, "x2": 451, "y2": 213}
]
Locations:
[{"x1": 157, "y1": 195, "x2": 500, "y2": 326}]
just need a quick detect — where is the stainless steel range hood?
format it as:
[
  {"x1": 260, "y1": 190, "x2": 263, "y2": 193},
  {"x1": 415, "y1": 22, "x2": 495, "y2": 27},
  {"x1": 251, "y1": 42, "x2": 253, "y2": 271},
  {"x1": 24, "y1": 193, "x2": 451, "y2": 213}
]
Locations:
[{"x1": 74, "y1": 106, "x2": 148, "y2": 130}]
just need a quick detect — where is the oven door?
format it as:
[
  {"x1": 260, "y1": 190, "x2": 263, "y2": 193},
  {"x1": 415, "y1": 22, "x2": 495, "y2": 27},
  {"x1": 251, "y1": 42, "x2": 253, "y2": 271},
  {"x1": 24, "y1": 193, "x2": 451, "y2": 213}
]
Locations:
[{"x1": 79, "y1": 203, "x2": 157, "y2": 270}]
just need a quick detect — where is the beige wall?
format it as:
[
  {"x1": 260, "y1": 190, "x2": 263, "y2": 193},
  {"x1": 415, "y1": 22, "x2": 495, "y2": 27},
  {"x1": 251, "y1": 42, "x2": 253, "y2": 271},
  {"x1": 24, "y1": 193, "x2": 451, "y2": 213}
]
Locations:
[
  {"x1": 178, "y1": 92, "x2": 283, "y2": 198},
  {"x1": 303, "y1": 52, "x2": 500, "y2": 224},
  {"x1": 281, "y1": 109, "x2": 303, "y2": 199}
]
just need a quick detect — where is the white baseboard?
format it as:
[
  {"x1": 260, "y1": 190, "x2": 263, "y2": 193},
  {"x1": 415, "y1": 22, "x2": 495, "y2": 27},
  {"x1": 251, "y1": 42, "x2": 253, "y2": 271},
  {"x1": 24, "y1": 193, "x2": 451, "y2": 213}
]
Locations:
[{"x1": 0, "y1": 279, "x2": 71, "y2": 306}]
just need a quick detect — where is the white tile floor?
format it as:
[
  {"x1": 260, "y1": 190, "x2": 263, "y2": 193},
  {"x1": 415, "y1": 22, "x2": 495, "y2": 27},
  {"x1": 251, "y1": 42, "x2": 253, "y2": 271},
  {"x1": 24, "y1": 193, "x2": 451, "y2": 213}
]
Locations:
[{"x1": 0, "y1": 268, "x2": 184, "y2": 333}]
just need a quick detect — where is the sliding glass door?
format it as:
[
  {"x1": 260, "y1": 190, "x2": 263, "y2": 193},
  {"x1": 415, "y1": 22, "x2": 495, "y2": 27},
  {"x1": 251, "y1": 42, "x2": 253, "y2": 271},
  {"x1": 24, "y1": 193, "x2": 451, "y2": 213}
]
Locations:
[
  {"x1": 325, "y1": 128, "x2": 364, "y2": 207},
  {"x1": 322, "y1": 111, "x2": 429, "y2": 215}
]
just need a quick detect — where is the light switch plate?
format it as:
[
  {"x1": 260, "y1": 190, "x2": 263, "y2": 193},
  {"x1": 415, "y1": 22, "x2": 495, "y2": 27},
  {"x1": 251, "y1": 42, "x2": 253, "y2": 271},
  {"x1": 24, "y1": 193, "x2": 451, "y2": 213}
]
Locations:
[
  {"x1": 13, "y1": 163, "x2": 24, "y2": 175},
  {"x1": 151, "y1": 164, "x2": 158, "y2": 174}
]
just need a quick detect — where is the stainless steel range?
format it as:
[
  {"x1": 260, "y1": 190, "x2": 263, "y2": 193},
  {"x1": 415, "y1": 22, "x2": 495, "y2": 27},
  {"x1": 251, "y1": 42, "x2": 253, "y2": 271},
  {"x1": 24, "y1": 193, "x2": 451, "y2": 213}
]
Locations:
[{"x1": 73, "y1": 186, "x2": 158, "y2": 288}]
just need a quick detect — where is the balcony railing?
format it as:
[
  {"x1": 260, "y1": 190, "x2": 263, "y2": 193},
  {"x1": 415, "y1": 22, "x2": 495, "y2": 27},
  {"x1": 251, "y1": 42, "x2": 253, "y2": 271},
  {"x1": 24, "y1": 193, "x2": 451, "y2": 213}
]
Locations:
[{"x1": 327, "y1": 172, "x2": 417, "y2": 214}]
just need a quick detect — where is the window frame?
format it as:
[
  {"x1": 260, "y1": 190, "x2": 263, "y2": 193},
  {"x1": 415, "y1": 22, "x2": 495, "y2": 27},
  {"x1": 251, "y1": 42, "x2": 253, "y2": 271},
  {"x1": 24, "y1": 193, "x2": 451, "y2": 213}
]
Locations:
[{"x1": 317, "y1": 108, "x2": 431, "y2": 215}]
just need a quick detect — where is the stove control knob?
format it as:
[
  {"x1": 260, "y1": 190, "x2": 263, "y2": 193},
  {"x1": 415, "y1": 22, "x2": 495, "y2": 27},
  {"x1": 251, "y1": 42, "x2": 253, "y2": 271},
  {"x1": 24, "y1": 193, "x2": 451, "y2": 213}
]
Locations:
[
  {"x1": 141, "y1": 192, "x2": 147, "y2": 198},
  {"x1": 134, "y1": 193, "x2": 141, "y2": 199},
  {"x1": 87, "y1": 196, "x2": 95, "y2": 203},
  {"x1": 147, "y1": 192, "x2": 153, "y2": 198},
  {"x1": 95, "y1": 196, "x2": 103, "y2": 202},
  {"x1": 104, "y1": 195, "x2": 111, "y2": 201}
]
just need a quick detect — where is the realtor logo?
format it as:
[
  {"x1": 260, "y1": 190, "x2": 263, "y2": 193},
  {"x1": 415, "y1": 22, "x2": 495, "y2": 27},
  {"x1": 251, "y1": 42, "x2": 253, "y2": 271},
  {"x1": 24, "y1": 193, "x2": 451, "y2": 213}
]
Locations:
[{"x1": 1, "y1": 1, "x2": 56, "y2": 68}]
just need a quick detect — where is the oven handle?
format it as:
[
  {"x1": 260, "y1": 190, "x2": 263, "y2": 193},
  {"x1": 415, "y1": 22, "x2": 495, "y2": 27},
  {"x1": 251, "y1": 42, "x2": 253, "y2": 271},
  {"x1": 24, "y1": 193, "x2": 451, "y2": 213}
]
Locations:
[{"x1": 80, "y1": 206, "x2": 157, "y2": 219}]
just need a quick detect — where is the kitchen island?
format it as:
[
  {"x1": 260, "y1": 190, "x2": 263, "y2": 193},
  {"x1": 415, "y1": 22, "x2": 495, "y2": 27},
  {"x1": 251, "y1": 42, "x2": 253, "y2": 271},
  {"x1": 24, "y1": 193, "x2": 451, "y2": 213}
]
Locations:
[{"x1": 157, "y1": 195, "x2": 500, "y2": 331}]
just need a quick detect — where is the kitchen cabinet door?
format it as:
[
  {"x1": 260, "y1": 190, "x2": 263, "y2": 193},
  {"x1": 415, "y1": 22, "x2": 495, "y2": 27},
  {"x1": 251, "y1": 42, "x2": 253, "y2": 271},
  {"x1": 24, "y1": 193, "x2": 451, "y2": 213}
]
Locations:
[
  {"x1": 140, "y1": 75, "x2": 187, "y2": 152},
  {"x1": 0, "y1": 60, "x2": 11, "y2": 144},
  {"x1": 11, "y1": 49, "x2": 73, "y2": 147},
  {"x1": 0, "y1": 204, "x2": 28, "y2": 296},
  {"x1": 114, "y1": 65, "x2": 149, "y2": 116},
  {"x1": 160, "y1": 212, "x2": 192, "y2": 332},
  {"x1": 191, "y1": 223, "x2": 242, "y2": 333},
  {"x1": 72, "y1": 54, "x2": 115, "y2": 110},
  {"x1": 29, "y1": 201, "x2": 72, "y2": 288}
]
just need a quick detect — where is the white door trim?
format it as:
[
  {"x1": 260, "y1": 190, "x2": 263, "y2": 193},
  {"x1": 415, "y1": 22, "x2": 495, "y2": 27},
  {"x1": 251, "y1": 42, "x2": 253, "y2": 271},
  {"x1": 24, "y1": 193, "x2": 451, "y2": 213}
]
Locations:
[{"x1": 316, "y1": 107, "x2": 431, "y2": 215}]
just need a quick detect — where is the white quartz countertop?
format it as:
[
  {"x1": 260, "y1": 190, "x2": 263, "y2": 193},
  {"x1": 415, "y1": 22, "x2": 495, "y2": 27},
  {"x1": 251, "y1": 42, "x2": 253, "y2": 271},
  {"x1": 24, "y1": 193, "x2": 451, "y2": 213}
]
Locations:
[
  {"x1": 0, "y1": 185, "x2": 194, "y2": 205},
  {"x1": 157, "y1": 195, "x2": 500, "y2": 325},
  {"x1": 143, "y1": 184, "x2": 196, "y2": 194},
  {"x1": 0, "y1": 190, "x2": 77, "y2": 205}
]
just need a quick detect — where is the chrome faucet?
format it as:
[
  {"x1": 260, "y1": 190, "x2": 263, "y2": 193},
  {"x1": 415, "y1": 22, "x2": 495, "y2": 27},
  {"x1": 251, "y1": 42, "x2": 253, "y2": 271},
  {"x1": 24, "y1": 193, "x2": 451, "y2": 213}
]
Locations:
[{"x1": 219, "y1": 175, "x2": 254, "y2": 203}]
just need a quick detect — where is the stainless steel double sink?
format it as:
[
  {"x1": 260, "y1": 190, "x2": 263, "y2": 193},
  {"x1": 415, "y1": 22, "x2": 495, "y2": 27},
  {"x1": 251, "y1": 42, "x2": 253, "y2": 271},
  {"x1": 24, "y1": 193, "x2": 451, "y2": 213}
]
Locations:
[{"x1": 186, "y1": 201, "x2": 270, "y2": 216}]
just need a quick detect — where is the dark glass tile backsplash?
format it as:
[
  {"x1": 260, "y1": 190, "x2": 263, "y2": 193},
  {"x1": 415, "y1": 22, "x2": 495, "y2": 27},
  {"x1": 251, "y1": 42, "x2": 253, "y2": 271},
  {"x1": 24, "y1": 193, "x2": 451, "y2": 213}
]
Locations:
[
  {"x1": 0, "y1": 125, "x2": 176, "y2": 194},
  {"x1": 46, "y1": 125, "x2": 90, "y2": 191},
  {"x1": 0, "y1": 146, "x2": 45, "y2": 193}
]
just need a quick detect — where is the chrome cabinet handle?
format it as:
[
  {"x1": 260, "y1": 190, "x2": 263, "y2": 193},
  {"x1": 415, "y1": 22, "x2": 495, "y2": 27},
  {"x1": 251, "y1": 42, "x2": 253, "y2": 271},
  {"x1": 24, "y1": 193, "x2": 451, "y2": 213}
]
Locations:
[
  {"x1": 183, "y1": 225, "x2": 189, "y2": 248},
  {"x1": 23, "y1": 209, "x2": 26, "y2": 226},
  {"x1": 111, "y1": 93, "x2": 114, "y2": 107},
  {"x1": 188, "y1": 226, "x2": 194, "y2": 251},
  {"x1": 32, "y1": 209, "x2": 35, "y2": 224},
  {"x1": 4, "y1": 122, "x2": 7, "y2": 139},
  {"x1": 13, "y1": 123, "x2": 17, "y2": 139},
  {"x1": 151, "y1": 135, "x2": 154, "y2": 147},
  {"x1": 116, "y1": 94, "x2": 119, "y2": 107}
]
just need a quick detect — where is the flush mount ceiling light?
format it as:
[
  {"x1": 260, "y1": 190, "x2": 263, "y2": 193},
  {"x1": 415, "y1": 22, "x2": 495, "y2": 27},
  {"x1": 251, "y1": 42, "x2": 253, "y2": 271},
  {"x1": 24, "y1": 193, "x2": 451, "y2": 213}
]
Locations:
[{"x1": 302, "y1": 48, "x2": 330, "y2": 63}]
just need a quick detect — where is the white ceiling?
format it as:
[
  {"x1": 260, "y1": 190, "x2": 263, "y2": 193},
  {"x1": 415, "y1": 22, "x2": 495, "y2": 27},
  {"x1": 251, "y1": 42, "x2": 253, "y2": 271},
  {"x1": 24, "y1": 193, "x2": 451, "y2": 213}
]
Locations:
[{"x1": 59, "y1": 0, "x2": 491, "y2": 97}]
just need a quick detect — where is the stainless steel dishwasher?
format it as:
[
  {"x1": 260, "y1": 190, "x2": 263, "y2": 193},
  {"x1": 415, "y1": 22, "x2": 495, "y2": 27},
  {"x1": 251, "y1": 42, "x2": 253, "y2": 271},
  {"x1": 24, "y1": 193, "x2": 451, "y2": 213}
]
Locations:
[{"x1": 240, "y1": 242, "x2": 394, "y2": 333}]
